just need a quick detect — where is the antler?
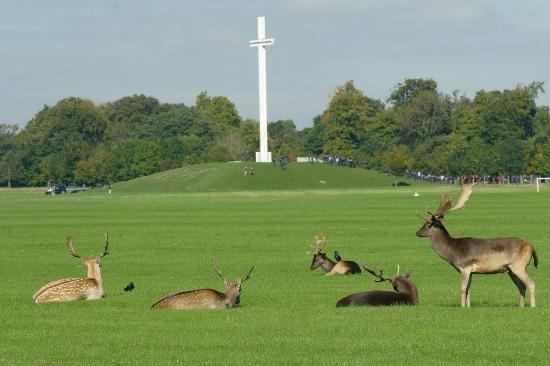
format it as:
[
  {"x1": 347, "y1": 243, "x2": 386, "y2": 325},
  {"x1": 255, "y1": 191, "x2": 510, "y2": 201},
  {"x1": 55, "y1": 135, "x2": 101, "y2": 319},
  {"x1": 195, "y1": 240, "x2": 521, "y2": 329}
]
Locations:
[
  {"x1": 99, "y1": 232, "x2": 110, "y2": 258},
  {"x1": 66, "y1": 237, "x2": 82, "y2": 259},
  {"x1": 363, "y1": 264, "x2": 393, "y2": 283},
  {"x1": 433, "y1": 180, "x2": 476, "y2": 217},
  {"x1": 306, "y1": 233, "x2": 329, "y2": 255},
  {"x1": 212, "y1": 258, "x2": 227, "y2": 282},
  {"x1": 241, "y1": 265, "x2": 255, "y2": 283},
  {"x1": 448, "y1": 181, "x2": 476, "y2": 212}
]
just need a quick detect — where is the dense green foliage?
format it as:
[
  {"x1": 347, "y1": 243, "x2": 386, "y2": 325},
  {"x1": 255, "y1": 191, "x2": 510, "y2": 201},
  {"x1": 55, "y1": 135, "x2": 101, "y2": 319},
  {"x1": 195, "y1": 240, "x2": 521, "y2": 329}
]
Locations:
[
  {"x1": 1, "y1": 171, "x2": 548, "y2": 364},
  {"x1": 1, "y1": 80, "x2": 550, "y2": 187}
]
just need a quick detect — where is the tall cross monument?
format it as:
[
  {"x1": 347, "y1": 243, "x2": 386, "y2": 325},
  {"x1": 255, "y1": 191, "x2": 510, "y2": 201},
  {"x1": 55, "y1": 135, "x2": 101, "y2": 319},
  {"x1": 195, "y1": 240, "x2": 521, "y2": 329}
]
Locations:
[{"x1": 249, "y1": 16, "x2": 274, "y2": 163}]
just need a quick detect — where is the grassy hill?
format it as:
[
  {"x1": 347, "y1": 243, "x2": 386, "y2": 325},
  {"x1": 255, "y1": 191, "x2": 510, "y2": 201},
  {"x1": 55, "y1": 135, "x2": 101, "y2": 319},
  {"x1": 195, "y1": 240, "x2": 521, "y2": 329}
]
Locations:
[{"x1": 113, "y1": 162, "x2": 426, "y2": 193}]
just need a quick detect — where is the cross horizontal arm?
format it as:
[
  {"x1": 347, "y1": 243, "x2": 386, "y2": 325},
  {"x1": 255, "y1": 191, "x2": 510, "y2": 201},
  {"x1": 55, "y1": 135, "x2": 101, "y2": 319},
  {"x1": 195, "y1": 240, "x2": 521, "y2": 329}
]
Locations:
[{"x1": 249, "y1": 38, "x2": 275, "y2": 47}]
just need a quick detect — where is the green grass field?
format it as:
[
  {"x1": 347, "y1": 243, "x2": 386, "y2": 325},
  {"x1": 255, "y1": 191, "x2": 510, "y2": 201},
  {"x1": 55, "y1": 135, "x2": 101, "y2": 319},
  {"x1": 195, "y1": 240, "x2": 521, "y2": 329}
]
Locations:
[{"x1": 1, "y1": 163, "x2": 549, "y2": 365}]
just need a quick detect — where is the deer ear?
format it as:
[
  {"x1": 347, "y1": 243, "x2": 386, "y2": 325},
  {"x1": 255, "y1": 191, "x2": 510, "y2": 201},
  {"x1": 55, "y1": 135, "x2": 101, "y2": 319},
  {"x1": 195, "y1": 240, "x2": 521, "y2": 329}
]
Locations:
[
  {"x1": 404, "y1": 271, "x2": 412, "y2": 278},
  {"x1": 224, "y1": 279, "x2": 230, "y2": 288}
]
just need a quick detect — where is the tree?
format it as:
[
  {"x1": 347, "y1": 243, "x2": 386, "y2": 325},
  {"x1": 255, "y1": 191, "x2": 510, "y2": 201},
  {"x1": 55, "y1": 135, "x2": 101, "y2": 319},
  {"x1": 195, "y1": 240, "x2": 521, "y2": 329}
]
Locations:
[
  {"x1": 389, "y1": 145, "x2": 411, "y2": 186},
  {"x1": 320, "y1": 81, "x2": 371, "y2": 156},
  {"x1": 268, "y1": 119, "x2": 300, "y2": 158},
  {"x1": 195, "y1": 91, "x2": 241, "y2": 129},
  {"x1": 213, "y1": 132, "x2": 249, "y2": 161},
  {"x1": 0, "y1": 150, "x2": 24, "y2": 187},
  {"x1": 75, "y1": 150, "x2": 109, "y2": 185},
  {"x1": 392, "y1": 87, "x2": 452, "y2": 148},
  {"x1": 239, "y1": 119, "x2": 260, "y2": 160},
  {"x1": 388, "y1": 78, "x2": 438, "y2": 108},
  {"x1": 528, "y1": 145, "x2": 550, "y2": 176}
]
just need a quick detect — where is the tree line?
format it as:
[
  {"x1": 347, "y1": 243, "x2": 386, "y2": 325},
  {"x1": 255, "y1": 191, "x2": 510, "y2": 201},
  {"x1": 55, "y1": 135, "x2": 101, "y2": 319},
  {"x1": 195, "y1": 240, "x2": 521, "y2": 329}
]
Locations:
[{"x1": 1, "y1": 79, "x2": 549, "y2": 187}]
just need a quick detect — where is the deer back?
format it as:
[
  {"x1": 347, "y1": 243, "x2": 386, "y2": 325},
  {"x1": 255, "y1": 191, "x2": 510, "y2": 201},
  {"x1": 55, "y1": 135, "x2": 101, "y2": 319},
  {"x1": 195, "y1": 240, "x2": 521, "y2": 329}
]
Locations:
[
  {"x1": 337, "y1": 269, "x2": 419, "y2": 307},
  {"x1": 33, "y1": 277, "x2": 101, "y2": 303},
  {"x1": 330, "y1": 260, "x2": 362, "y2": 275},
  {"x1": 336, "y1": 290, "x2": 413, "y2": 307},
  {"x1": 152, "y1": 288, "x2": 231, "y2": 309}
]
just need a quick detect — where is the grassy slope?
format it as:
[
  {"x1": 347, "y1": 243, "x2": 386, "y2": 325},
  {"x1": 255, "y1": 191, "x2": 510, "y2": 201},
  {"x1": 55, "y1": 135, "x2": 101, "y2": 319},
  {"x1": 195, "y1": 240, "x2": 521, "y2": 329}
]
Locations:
[
  {"x1": 112, "y1": 162, "x2": 425, "y2": 193},
  {"x1": 1, "y1": 165, "x2": 549, "y2": 365}
]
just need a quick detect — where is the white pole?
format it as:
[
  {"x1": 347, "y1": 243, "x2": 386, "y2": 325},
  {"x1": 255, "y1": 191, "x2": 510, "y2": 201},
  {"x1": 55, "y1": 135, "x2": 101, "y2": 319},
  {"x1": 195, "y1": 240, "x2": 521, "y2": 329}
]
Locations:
[
  {"x1": 257, "y1": 17, "x2": 268, "y2": 162},
  {"x1": 249, "y1": 16, "x2": 274, "y2": 163},
  {"x1": 537, "y1": 177, "x2": 540, "y2": 193}
]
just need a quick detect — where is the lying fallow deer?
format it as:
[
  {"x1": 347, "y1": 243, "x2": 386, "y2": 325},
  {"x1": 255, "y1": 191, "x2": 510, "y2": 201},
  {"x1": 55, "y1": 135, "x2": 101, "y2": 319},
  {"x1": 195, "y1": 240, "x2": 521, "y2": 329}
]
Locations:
[
  {"x1": 152, "y1": 259, "x2": 254, "y2": 310},
  {"x1": 307, "y1": 233, "x2": 361, "y2": 275},
  {"x1": 336, "y1": 265, "x2": 419, "y2": 307},
  {"x1": 416, "y1": 181, "x2": 539, "y2": 308},
  {"x1": 33, "y1": 233, "x2": 110, "y2": 303}
]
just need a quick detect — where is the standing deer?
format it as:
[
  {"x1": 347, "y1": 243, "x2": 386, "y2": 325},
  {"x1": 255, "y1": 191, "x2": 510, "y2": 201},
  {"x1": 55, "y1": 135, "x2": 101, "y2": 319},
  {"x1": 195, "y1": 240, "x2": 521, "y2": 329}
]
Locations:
[
  {"x1": 416, "y1": 182, "x2": 539, "y2": 307},
  {"x1": 307, "y1": 233, "x2": 361, "y2": 275},
  {"x1": 33, "y1": 233, "x2": 110, "y2": 303},
  {"x1": 336, "y1": 265, "x2": 419, "y2": 307},
  {"x1": 152, "y1": 259, "x2": 254, "y2": 310}
]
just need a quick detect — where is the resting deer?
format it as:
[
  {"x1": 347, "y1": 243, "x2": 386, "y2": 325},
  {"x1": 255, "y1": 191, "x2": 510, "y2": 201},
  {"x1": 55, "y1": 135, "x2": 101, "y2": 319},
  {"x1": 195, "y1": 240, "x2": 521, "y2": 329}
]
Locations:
[
  {"x1": 336, "y1": 265, "x2": 419, "y2": 307},
  {"x1": 416, "y1": 181, "x2": 539, "y2": 307},
  {"x1": 33, "y1": 233, "x2": 110, "y2": 303},
  {"x1": 152, "y1": 259, "x2": 254, "y2": 310},
  {"x1": 307, "y1": 233, "x2": 361, "y2": 275}
]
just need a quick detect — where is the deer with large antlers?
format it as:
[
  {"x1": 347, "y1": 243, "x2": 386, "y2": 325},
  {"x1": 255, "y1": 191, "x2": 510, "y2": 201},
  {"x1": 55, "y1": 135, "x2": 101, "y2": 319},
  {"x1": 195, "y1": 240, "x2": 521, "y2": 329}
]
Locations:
[
  {"x1": 336, "y1": 265, "x2": 419, "y2": 307},
  {"x1": 416, "y1": 181, "x2": 539, "y2": 307},
  {"x1": 307, "y1": 233, "x2": 361, "y2": 275},
  {"x1": 152, "y1": 259, "x2": 254, "y2": 310},
  {"x1": 33, "y1": 233, "x2": 110, "y2": 303}
]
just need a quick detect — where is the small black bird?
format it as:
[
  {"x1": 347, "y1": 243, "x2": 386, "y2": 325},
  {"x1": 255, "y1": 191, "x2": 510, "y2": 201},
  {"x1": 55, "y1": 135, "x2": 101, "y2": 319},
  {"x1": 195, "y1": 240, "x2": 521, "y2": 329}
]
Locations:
[
  {"x1": 124, "y1": 282, "x2": 135, "y2": 292},
  {"x1": 334, "y1": 251, "x2": 342, "y2": 262}
]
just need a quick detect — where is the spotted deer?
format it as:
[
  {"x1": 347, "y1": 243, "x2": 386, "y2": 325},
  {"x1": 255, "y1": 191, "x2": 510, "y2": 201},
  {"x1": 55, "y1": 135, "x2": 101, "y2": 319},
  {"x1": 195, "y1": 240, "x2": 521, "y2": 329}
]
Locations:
[
  {"x1": 152, "y1": 259, "x2": 254, "y2": 310},
  {"x1": 336, "y1": 265, "x2": 419, "y2": 307},
  {"x1": 33, "y1": 233, "x2": 110, "y2": 303},
  {"x1": 307, "y1": 233, "x2": 361, "y2": 275},
  {"x1": 416, "y1": 181, "x2": 539, "y2": 307}
]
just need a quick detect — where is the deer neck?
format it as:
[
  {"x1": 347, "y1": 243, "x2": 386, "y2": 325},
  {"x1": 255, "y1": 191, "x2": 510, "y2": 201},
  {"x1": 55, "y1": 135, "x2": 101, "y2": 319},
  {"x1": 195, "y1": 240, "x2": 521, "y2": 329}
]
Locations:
[
  {"x1": 429, "y1": 225, "x2": 456, "y2": 264},
  {"x1": 399, "y1": 280, "x2": 419, "y2": 305},
  {"x1": 321, "y1": 257, "x2": 336, "y2": 272},
  {"x1": 86, "y1": 261, "x2": 102, "y2": 288}
]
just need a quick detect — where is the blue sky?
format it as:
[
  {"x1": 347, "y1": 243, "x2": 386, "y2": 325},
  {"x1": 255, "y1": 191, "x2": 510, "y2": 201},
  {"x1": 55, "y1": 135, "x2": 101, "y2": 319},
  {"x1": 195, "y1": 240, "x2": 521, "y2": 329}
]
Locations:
[{"x1": 1, "y1": 0, "x2": 549, "y2": 130}]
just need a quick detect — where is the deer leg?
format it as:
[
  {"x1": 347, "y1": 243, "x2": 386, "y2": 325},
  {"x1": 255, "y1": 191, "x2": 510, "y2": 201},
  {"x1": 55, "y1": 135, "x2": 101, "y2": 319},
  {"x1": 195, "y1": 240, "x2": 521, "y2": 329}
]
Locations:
[
  {"x1": 465, "y1": 273, "x2": 473, "y2": 307},
  {"x1": 507, "y1": 271, "x2": 526, "y2": 308},
  {"x1": 510, "y1": 268, "x2": 535, "y2": 308},
  {"x1": 460, "y1": 269, "x2": 472, "y2": 308}
]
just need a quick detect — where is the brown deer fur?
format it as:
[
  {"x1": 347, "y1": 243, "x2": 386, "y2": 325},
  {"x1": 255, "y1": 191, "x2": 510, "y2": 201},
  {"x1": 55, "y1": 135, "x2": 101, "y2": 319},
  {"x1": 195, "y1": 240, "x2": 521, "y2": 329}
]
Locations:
[
  {"x1": 337, "y1": 266, "x2": 418, "y2": 307},
  {"x1": 33, "y1": 233, "x2": 110, "y2": 303},
  {"x1": 307, "y1": 233, "x2": 361, "y2": 275},
  {"x1": 416, "y1": 183, "x2": 538, "y2": 308},
  {"x1": 309, "y1": 253, "x2": 361, "y2": 275},
  {"x1": 152, "y1": 259, "x2": 254, "y2": 310}
]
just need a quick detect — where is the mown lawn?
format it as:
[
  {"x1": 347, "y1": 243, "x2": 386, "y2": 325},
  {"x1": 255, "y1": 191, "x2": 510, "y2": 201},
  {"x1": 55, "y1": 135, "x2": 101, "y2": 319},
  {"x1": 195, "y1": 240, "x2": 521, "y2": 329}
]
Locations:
[{"x1": 1, "y1": 176, "x2": 549, "y2": 365}]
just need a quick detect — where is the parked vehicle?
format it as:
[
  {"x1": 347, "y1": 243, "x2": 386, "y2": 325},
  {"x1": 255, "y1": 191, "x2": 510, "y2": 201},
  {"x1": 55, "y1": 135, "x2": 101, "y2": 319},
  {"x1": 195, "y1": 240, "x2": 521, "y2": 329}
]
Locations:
[{"x1": 44, "y1": 185, "x2": 66, "y2": 195}]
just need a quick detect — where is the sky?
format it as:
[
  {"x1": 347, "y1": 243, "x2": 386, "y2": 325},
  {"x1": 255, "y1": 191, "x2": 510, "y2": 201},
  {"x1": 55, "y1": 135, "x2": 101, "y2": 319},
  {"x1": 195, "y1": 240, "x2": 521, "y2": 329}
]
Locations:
[{"x1": 1, "y1": 0, "x2": 549, "y2": 130}]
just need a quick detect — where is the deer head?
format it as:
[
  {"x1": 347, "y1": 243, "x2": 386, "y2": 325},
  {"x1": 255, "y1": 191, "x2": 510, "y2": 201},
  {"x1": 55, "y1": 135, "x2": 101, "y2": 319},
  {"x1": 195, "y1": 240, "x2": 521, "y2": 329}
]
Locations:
[
  {"x1": 67, "y1": 232, "x2": 109, "y2": 279},
  {"x1": 212, "y1": 258, "x2": 254, "y2": 307},
  {"x1": 363, "y1": 264, "x2": 417, "y2": 301},
  {"x1": 416, "y1": 181, "x2": 476, "y2": 238},
  {"x1": 306, "y1": 233, "x2": 331, "y2": 270}
]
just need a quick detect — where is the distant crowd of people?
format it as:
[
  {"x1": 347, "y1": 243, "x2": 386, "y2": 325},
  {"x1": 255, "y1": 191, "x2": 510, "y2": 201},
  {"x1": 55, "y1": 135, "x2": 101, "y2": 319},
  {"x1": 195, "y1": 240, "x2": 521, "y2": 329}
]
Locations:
[
  {"x1": 406, "y1": 170, "x2": 539, "y2": 185},
  {"x1": 322, "y1": 154, "x2": 358, "y2": 168}
]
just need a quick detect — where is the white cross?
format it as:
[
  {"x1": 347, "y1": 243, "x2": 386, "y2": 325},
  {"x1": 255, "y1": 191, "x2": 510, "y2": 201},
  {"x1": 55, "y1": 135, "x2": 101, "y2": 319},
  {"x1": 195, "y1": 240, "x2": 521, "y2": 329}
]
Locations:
[{"x1": 249, "y1": 16, "x2": 275, "y2": 163}]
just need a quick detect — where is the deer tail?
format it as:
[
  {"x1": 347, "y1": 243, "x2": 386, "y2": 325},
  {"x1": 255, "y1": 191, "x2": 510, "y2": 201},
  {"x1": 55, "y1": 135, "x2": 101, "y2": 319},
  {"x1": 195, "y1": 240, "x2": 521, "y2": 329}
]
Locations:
[{"x1": 532, "y1": 248, "x2": 539, "y2": 268}]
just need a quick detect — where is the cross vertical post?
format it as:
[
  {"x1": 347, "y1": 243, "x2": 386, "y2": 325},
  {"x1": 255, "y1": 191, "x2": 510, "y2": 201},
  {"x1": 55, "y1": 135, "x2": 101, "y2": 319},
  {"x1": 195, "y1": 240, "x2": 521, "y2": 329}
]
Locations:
[{"x1": 249, "y1": 16, "x2": 275, "y2": 163}]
